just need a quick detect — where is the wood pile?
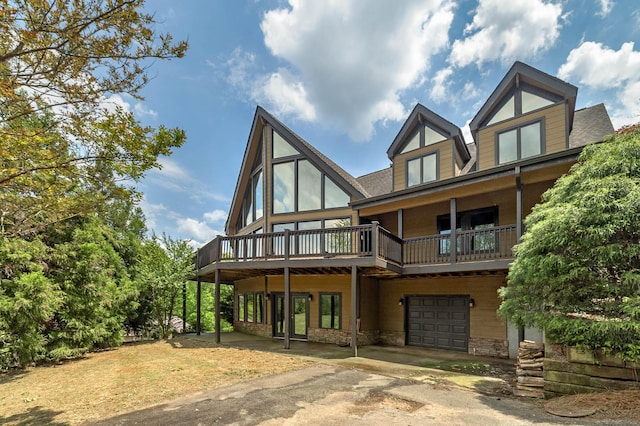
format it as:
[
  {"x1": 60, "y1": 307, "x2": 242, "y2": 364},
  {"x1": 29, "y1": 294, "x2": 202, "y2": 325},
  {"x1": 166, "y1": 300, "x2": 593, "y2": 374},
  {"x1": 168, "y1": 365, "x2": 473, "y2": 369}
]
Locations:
[{"x1": 515, "y1": 340, "x2": 544, "y2": 397}]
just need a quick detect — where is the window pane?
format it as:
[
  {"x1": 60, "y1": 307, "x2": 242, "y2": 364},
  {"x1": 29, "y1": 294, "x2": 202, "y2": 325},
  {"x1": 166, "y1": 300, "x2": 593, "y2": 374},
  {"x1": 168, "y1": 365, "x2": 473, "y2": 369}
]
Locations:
[
  {"x1": 422, "y1": 153, "x2": 437, "y2": 183},
  {"x1": 520, "y1": 122, "x2": 542, "y2": 159},
  {"x1": 487, "y1": 95, "x2": 514, "y2": 125},
  {"x1": 522, "y1": 91, "x2": 553, "y2": 114},
  {"x1": 400, "y1": 131, "x2": 420, "y2": 154},
  {"x1": 324, "y1": 176, "x2": 350, "y2": 208},
  {"x1": 272, "y1": 131, "x2": 298, "y2": 158},
  {"x1": 254, "y1": 171, "x2": 263, "y2": 219},
  {"x1": 246, "y1": 293, "x2": 254, "y2": 323},
  {"x1": 407, "y1": 158, "x2": 421, "y2": 186},
  {"x1": 244, "y1": 191, "x2": 252, "y2": 226},
  {"x1": 297, "y1": 160, "x2": 321, "y2": 211},
  {"x1": 425, "y1": 126, "x2": 446, "y2": 146},
  {"x1": 320, "y1": 294, "x2": 340, "y2": 329},
  {"x1": 273, "y1": 162, "x2": 295, "y2": 213},
  {"x1": 298, "y1": 221, "x2": 321, "y2": 255},
  {"x1": 498, "y1": 129, "x2": 518, "y2": 164},
  {"x1": 272, "y1": 223, "x2": 294, "y2": 256},
  {"x1": 238, "y1": 294, "x2": 245, "y2": 321}
]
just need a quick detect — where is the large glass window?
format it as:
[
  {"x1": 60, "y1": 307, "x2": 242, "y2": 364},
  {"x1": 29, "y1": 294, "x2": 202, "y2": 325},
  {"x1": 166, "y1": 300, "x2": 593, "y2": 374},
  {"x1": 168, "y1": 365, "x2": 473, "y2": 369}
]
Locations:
[
  {"x1": 254, "y1": 171, "x2": 263, "y2": 219},
  {"x1": 324, "y1": 176, "x2": 350, "y2": 208},
  {"x1": 487, "y1": 95, "x2": 515, "y2": 126},
  {"x1": 400, "y1": 125, "x2": 447, "y2": 154},
  {"x1": 273, "y1": 161, "x2": 295, "y2": 213},
  {"x1": 297, "y1": 160, "x2": 321, "y2": 211},
  {"x1": 485, "y1": 84, "x2": 559, "y2": 127},
  {"x1": 407, "y1": 152, "x2": 438, "y2": 187},
  {"x1": 320, "y1": 293, "x2": 341, "y2": 329},
  {"x1": 400, "y1": 131, "x2": 420, "y2": 154},
  {"x1": 522, "y1": 90, "x2": 554, "y2": 114},
  {"x1": 497, "y1": 121, "x2": 542, "y2": 164},
  {"x1": 437, "y1": 207, "x2": 498, "y2": 254},
  {"x1": 246, "y1": 293, "x2": 254, "y2": 323},
  {"x1": 238, "y1": 294, "x2": 245, "y2": 321},
  {"x1": 273, "y1": 131, "x2": 298, "y2": 158}
]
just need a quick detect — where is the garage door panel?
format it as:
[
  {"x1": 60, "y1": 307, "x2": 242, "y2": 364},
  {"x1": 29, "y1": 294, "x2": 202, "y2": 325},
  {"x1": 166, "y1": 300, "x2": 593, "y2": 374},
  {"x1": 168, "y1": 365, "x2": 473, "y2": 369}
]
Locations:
[{"x1": 407, "y1": 296, "x2": 469, "y2": 352}]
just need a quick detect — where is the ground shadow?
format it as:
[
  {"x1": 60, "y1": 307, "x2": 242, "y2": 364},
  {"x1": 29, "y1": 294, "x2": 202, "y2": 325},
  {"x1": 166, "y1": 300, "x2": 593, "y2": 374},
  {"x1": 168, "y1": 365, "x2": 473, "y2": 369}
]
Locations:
[{"x1": 0, "y1": 405, "x2": 67, "y2": 425}]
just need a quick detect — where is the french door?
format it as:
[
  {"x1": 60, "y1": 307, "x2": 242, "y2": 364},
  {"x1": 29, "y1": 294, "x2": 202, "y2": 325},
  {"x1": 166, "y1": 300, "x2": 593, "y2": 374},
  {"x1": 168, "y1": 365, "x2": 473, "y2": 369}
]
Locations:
[{"x1": 273, "y1": 293, "x2": 308, "y2": 339}]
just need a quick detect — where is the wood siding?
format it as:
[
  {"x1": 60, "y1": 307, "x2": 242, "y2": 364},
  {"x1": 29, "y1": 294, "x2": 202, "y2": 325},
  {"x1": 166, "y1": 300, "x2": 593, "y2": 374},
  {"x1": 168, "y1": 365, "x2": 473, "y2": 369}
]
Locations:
[
  {"x1": 477, "y1": 103, "x2": 567, "y2": 171},
  {"x1": 392, "y1": 139, "x2": 454, "y2": 191},
  {"x1": 378, "y1": 275, "x2": 507, "y2": 341}
]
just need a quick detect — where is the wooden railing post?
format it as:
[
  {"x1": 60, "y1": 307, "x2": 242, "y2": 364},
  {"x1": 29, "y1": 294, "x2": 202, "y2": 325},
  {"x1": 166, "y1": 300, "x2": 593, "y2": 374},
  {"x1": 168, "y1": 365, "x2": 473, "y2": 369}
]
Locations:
[
  {"x1": 284, "y1": 229, "x2": 290, "y2": 260},
  {"x1": 215, "y1": 236, "x2": 222, "y2": 262},
  {"x1": 371, "y1": 221, "x2": 379, "y2": 259},
  {"x1": 450, "y1": 198, "x2": 457, "y2": 264}
]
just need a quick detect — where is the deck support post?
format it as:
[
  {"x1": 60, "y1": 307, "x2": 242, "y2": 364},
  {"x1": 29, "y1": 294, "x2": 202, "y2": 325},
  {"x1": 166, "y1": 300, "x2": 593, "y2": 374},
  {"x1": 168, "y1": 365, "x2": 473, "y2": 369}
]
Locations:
[
  {"x1": 516, "y1": 166, "x2": 523, "y2": 242},
  {"x1": 450, "y1": 198, "x2": 457, "y2": 263},
  {"x1": 196, "y1": 278, "x2": 201, "y2": 336},
  {"x1": 284, "y1": 266, "x2": 290, "y2": 350},
  {"x1": 215, "y1": 269, "x2": 221, "y2": 344},
  {"x1": 182, "y1": 281, "x2": 187, "y2": 333},
  {"x1": 350, "y1": 265, "x2": 358, "y2": 357}
]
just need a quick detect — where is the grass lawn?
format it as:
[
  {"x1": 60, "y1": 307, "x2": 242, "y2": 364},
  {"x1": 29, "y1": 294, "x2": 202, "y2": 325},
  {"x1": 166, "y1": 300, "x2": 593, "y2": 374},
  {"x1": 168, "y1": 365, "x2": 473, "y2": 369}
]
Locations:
[{"x1": 0, "y1": 335, "x2": 312, "y2": 425}]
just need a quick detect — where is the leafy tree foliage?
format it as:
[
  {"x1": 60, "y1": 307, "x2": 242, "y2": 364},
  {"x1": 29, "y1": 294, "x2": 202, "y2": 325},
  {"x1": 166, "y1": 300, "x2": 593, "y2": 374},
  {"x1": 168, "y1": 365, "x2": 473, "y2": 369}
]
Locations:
[
  {"x1": 499, "y1": 126, "x2": 640, "y2": 360},
  {"x1": 180, "y1": 282, "x2": 234, "y2": 333},
  {"x1": 137, "y1": 235, "x2": 194, "y2": 338},
  {"x1": 0, "y1": 0, "x2": 188, "y2": 236}
]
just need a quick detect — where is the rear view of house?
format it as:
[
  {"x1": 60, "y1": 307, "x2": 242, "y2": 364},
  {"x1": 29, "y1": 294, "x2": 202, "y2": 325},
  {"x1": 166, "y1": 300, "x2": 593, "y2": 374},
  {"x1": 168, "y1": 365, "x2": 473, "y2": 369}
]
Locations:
[{"x1": 195, "y1": 62, "x2": 614, "y2": 359}]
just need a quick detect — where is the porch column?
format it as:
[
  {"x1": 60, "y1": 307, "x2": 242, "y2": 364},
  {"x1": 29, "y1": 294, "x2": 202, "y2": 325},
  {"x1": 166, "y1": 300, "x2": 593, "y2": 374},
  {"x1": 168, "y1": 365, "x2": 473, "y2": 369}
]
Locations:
[
  {"x1": 450, "y1": 198, "x2": 457, "y2": 263},
  {"x1": 196, "y1": 278, "x2": 201, "y2": 335},
  {"x1": 516, "y1": 166, "x2": 523, "y2": 242},
  {"x1": 215, "y1": 269, "x2": 221, "y2": 344},
  {"x1": 350, "y1": 265, "x2": 358, "y2": 357},
  {"x1": 284, "y1": 266, "x2": 290, "y2": 350},
  {"x1": 397, "y1": 208, "x2": 403, "y2": 239},
  {"x1": 182, "y1": 281, "x2": 187, "y2": 333}
]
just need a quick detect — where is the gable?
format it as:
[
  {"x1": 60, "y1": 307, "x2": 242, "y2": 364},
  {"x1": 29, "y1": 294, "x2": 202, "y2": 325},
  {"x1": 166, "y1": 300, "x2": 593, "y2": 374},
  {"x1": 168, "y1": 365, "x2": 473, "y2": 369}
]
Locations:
[{"x1": 225, "y1": 107, "x2": 367, "y2": 235}]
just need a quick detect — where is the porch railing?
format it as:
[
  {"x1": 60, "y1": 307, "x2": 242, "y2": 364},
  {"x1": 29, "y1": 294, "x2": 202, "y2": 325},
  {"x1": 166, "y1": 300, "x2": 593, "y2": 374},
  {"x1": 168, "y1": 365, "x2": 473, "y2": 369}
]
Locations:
[{"x1": 196, "y1": 223, "x2": 517, "y2": 270}]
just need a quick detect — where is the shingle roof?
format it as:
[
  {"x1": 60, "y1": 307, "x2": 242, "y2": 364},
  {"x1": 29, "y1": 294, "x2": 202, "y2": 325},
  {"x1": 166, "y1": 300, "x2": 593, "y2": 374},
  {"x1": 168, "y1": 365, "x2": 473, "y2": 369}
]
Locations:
[
  {"x1": 356, "y1": 167, "x2": 393, "y2": 197},
  {"x1": 569, "y1": 103, "x2": 614, "y2": 147}
]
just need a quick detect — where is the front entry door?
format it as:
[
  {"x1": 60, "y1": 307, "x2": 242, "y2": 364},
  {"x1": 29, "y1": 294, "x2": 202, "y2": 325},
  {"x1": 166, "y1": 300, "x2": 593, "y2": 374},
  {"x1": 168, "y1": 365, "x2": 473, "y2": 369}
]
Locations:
[{"x1": 273, "y1": 293, "x2": 308, "y2": 340}]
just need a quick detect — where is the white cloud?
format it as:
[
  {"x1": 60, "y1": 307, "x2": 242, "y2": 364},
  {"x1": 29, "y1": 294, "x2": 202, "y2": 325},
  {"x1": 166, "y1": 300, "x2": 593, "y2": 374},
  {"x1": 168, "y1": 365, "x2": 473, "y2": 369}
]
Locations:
[
  {"x1": 133, "y1": 102, "x2": 158, "y2": 119},
  {"x1": 449, "y1": 0, "x2": 563, "y2": 68},
  {"x1": 558, "y1": 41, "x2": 640, "y2": 128},
  {"x1": 597, "y1": 0, "x2": 614, "y2": 17},
  {"x1": 257, "y1": 0, "x2": 456, "y2": 141},
  {"x1": 177, "y1": 217, "x2": 219, "y2": 243},
  {"x1": 203, "y1": 209, "x2": 227, "y2": 223},
  {"x1": 430, "y1": 67, "x2": 454, "y2": 103}
]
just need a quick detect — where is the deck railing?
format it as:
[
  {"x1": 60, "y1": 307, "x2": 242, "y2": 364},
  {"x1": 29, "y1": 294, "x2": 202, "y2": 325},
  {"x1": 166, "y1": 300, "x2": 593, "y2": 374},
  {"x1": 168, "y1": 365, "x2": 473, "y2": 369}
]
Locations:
[{"x1": 196, "y1": 223, "x2": 517, "y2": 270}]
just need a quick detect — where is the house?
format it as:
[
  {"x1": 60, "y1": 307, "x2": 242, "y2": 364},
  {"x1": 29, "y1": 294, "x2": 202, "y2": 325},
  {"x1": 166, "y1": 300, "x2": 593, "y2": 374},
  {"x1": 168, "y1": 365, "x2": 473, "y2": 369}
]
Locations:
[{"x1": 194, "y1": 62, "x2": 614, "y2": 359}]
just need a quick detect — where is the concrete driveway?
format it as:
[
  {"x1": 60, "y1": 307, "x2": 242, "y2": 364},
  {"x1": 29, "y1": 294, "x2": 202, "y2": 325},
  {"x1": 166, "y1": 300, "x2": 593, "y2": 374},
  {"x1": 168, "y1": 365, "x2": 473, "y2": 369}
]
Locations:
[{"x1": 92, "y1": 334, "x2": 630, "y2": 425}]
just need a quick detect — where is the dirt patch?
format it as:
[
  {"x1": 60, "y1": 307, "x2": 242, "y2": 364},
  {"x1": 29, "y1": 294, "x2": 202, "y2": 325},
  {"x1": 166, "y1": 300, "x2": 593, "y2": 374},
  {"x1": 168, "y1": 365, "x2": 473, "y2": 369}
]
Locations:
[
  {"x1": 544, "y1": 390, "x2": 640, "y2": 422},
  {"x1": 348, "y1": 391, "x2": 424, "y2": 416},
  {"x1": 0, "y1": 335, "x2": 311, "y2": 425}
]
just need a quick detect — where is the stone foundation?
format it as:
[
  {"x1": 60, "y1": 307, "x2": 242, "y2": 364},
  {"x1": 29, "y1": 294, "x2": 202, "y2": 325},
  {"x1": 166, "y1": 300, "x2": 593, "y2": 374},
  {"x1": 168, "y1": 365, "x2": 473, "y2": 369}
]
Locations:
[
  {"x1": 379, "y1": 331, "x2": 405, "y2": 346},
  {"x1": 306, "y1": 328, "x2": 379, "y2": 346},
  {"x1": 468, "y1": 337, "x2": 509, "y2": 358},
  {"x1": 233, "y1": 322, "x2": 271, "y2": 338}
]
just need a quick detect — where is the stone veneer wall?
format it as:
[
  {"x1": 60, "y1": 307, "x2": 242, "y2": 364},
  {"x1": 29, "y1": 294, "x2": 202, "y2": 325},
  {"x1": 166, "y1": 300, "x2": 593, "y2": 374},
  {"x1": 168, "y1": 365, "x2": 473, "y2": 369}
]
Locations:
[
  {"x1": 379, "y1": 331, "x2": 405, "y2": 346},
  {"x1": 306, "y1": 328, "x2": 379, "y2": 346},
  {"x1": 468, "y1": 337, "x2": 509, "y2": 358},
  {"x1": 234, "y1": 322, "x2": 271, "y2": 338}
]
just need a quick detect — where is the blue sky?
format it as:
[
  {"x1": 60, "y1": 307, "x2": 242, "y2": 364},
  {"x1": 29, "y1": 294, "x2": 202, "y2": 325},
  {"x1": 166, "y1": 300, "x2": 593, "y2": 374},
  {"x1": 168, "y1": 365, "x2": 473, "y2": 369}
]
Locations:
[{"x1": 122, "y1": 0, "x2": 640, "y2": 247}]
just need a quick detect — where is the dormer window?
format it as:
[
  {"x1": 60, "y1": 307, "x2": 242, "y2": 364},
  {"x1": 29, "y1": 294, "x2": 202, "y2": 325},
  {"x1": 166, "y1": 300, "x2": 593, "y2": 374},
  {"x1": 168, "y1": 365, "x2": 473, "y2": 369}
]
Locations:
[
  {"x1": 496, "y1": 120, "x2": 544, "y2": 164},
  {"x1": 407, "y1": 151, "x2": 438, "y2": 186},
  {"x1": 400, "y1": 125, "x2": 447, "y2": 154}
]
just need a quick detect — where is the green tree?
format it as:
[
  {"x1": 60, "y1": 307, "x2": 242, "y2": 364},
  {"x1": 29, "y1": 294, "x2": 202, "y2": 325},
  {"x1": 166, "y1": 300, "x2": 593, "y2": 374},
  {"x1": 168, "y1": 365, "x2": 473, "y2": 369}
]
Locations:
[
  {"x1": 499, "y1": 126, "x2": 640, "y2": 360},
  {"x1": 0, "y1": 0, "x2": 188, "y2": 236},
  {"x1": 137, "y1": 235, "x2": 194, "y2": 338}
]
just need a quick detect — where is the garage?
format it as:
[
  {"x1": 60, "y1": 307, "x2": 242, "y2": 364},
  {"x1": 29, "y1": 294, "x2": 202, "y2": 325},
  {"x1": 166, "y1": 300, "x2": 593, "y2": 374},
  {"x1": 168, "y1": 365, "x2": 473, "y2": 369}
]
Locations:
[{"x1": 407, "y1": 295, "x2": 469, "y2": 351}]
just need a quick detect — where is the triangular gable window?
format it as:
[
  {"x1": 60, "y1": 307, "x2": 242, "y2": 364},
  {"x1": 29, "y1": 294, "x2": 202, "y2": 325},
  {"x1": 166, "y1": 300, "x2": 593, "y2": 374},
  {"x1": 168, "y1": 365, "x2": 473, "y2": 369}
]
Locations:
[
  {"x1": 522, "y1": 90, "x2": 554, "y2": 114},
  {"x1": 400, "y1": 124, "x2": 447, "y2": 154},
  {"x1": 487, "y1": 95, "x2": 515, "y2": 126},
  {"x1": 273, "y1": 131, "x2": 299, "y2": 158}
]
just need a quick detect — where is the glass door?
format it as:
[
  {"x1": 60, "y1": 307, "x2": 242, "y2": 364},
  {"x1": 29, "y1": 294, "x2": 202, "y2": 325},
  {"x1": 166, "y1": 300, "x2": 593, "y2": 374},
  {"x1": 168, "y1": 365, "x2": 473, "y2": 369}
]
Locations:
[{"x1": 272, "y1": 293, "x2": 308, "y2": 339}]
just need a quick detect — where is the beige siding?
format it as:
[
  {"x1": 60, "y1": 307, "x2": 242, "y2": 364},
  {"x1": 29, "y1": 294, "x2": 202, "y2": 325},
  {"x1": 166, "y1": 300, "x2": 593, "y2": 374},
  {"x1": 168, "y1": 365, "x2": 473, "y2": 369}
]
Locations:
[
  {"x1": 392, "y1": 139, "x2": 454, "y2": 191},
  {"x1": 378, "y1": 275, "x2": 507, "y2": 341},
  {"x1": 477, "y1": 103, "x2": 567, "y2": 171}
]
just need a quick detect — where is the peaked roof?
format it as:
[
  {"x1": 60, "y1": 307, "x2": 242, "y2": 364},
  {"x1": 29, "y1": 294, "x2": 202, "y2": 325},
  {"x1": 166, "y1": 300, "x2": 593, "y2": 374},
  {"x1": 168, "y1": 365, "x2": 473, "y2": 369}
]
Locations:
[
  {"x1": 569, "y1": 103, "x2": 614, "y2": 147},
  {"x1": 469, "y1": 61, "x2": 578, "y2": 134},
  {"x1": 225, "y1": 106, "x2": 369, "y2": 234},
  {"x1": 356, "y1": 167, "x2": 392, "y2": 197},
  {"x1": 386, "y1": 103, "x2": 469, "y2": 161}
]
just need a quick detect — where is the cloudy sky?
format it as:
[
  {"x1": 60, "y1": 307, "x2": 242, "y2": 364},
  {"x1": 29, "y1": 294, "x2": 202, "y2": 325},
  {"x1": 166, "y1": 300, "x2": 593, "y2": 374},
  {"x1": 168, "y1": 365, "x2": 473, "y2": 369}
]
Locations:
[{"x1": 129, "y1": 0, "x2": 640, "y2": 247}]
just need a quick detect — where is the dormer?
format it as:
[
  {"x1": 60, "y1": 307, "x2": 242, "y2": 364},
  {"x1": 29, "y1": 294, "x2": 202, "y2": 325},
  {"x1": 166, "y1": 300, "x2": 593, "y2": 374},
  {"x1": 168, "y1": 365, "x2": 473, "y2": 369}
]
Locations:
[
  {"x1": 469, "y1": 62, "x2": 578, "y2": 171},
  {"x1": 225, "y1": 107, "x2": 368, "y2": 236},
  {"x1": 387, "y1": 104, "x2": 469, "y2": 191}
]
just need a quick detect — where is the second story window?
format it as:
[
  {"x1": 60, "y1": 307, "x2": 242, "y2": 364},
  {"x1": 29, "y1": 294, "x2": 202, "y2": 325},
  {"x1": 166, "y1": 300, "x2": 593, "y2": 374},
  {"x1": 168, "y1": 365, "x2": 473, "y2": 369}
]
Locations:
[
  {"x1": 497, "y1": 121, "x2": 543, "y2": 164},
  {"x1": 407, "y1": 152, "x2": 438, "y2": 187}
]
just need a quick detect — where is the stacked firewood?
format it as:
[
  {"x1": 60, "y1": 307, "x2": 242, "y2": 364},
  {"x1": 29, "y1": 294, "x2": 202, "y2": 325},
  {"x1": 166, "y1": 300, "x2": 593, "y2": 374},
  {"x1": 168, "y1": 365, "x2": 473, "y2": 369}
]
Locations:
[{"x1": 515, "y1": 340, "x2": 544, "y2": 397}]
